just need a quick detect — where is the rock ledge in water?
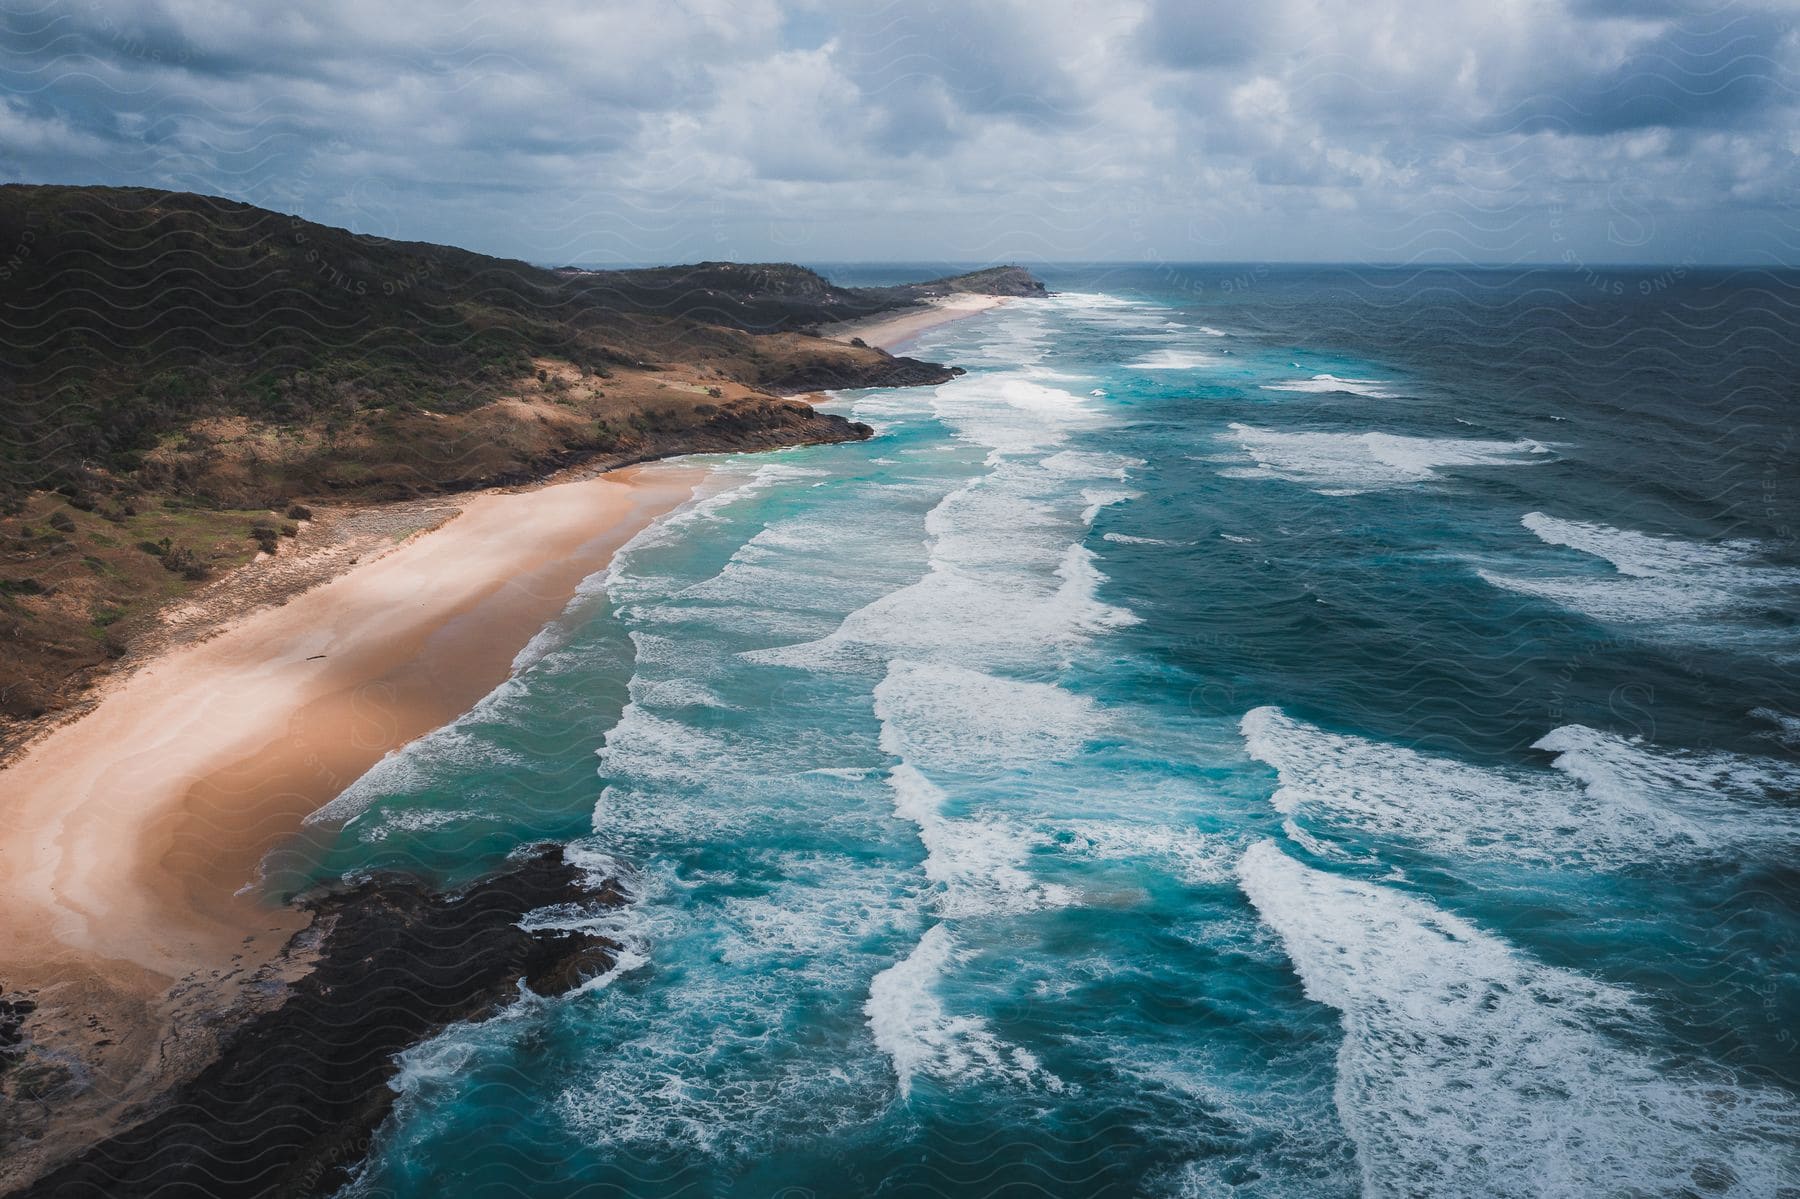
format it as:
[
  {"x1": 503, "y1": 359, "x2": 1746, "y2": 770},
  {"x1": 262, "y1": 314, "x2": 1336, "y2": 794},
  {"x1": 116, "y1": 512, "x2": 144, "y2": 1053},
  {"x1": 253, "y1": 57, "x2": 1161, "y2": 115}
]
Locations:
[{"x1": 14, "y1": 845, "x2": 621, "y2": 1199}]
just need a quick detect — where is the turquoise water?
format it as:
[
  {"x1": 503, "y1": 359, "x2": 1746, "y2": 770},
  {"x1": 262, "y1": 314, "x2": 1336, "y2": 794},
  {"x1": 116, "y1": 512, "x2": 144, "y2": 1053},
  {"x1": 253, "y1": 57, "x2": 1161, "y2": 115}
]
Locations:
[{"x1": 309, "y1": 268, "x2": 1800, "y2": 1197}]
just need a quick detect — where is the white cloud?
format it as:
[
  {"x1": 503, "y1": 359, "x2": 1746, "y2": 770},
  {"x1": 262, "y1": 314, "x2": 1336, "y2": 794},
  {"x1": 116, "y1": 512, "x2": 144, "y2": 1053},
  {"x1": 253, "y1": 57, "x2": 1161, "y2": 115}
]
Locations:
[{"x1": 0, "y1": 0, "x2": 1793, "y2": 262}]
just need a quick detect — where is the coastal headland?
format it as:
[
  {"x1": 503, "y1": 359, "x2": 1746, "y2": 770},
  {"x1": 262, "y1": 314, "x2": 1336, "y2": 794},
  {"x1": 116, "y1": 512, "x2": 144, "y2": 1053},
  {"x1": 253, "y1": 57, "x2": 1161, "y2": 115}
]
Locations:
[{"x1": 0, "y1": 185, "x2": 1041, "y2": 1192}]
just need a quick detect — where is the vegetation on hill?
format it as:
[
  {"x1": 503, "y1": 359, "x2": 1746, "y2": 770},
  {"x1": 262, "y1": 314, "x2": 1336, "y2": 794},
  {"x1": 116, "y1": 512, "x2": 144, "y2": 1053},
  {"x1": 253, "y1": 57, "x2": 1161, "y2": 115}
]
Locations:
[
  {"x1": 0, "y1": 185, "x2": 1018, "y2": 504},
  {"x1": 0, "y1": 184, "x2": 1044, "y2": 745}
]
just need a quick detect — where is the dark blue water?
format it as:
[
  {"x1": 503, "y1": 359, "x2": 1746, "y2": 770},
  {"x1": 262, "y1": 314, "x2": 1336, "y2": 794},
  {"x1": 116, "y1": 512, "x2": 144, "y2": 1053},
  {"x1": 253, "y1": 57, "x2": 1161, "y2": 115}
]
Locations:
[{"x1": 309, "y1": 267, "x2": 1800, "y2": 1197}]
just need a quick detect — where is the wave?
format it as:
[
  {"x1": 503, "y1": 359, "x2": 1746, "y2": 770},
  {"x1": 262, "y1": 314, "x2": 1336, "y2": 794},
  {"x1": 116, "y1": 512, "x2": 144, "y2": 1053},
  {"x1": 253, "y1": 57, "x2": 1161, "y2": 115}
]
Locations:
[
  {"x1": 1477, "y1": 513, "x2": 1800, "y2": 630},
  {"x1": 1239, "y1": 841, "x2": 1799, "y2": 1199},
  {"x1": 595, "y1": 701, "x2": 736, "y2": 789},
  {"x1": 1041, "y1": 449, "x2": 1145, "y2": 479},
  {"x1": 1215, "y1": 424, "x2": 1548, "y2": 495},
  {"x1": 865, "y1": 924, "x2": 1056, "y2": 1100},
  {"x1": 1241, "y1": 706, "x2": 1800, "y2": 868},
  {"x1": 305, "y1": 677, "x2": 528, "y2": 825},
  {"x1": 1103, "y1": 532, "x2": 1180, "y2": 546},
  {"x1": 1521, "y1": 512, "x2": 1760, "y2": 577},
  {"x1": 926, "y1": 373, "x2": 1099, "y2": 458},
  {"x1": 1130, "y1": 349, "x2": 1223, "y2": 371},
  {"x1": 549, "y1": 853, "x2": 906, "y2": 1154},
  {"x1": 747, "y1": 468, "x2": 1136, "y2": 673},
  {"x1": 744, "y1": 553, "x2": 1133, "y2": 673},
  {"x1": 1259, "y1": 373, "x2": 1396, "y2": 398},
  {"x1": 600, "y1": 461, "x2": 829, "y2": 606},
  {"x1": 1052, "y1": 819, "x2": 1236, "y2": 886},
  {"x1": 886, "y1": 764, "x2": 1075, "y2": 917},
  {"x1": 873, "y1": 659, "x2": 1103, "y2": 773},
  {"x1": 1752, "y1": 707, "x2": 1800, "y2": 745},
  {"x1": 1080, "y1": 488, "x2": 1137, "y2": 524},
  {"x1": 354, "y1": 807, "x2": 493, "y2": 844}
]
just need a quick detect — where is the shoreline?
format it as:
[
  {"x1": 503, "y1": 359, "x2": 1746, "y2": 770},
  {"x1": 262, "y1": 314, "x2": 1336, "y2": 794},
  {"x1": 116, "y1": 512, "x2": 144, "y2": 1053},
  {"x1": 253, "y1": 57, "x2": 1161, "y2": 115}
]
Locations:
[
  {"x1": 0, "y1": 458, "x2": 702, "y2": 1186},
  {"x1": 0, "y1": 291, "x2": 1010, "y2": 1189},
  {"x1": 827, "y1": 294, "x2": 1009, "y2": 351}
]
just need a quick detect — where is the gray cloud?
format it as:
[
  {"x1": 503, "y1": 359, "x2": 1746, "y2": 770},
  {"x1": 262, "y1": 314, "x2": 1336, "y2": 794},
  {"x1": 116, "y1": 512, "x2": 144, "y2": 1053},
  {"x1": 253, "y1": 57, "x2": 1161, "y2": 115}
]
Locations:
[{"x1": 1, "y1": 0, "x2": 1794, "y2": 264}]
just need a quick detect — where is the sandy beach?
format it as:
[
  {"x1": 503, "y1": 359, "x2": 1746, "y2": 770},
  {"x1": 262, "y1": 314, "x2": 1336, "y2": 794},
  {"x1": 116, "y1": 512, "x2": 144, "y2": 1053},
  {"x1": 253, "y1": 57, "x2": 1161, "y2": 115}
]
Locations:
[
  {"x1": 828, "y1": 293, "x2": 1008, "y2": 351},
  {"x1": 0, "y1": 292, "x2": 1007, "y2": 1187},
  {"x1": 0, "y1": 460, "x2": 701, "y2": 1171}
]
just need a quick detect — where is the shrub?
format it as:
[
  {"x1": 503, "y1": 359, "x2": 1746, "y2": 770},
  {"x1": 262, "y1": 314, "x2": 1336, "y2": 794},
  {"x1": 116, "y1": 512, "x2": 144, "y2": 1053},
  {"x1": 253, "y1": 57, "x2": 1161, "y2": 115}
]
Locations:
[
  {"x1": 286, "y1": 503, "x2": 312, "y2": 520},
  {"x1": 136, "y1": 539, "x2": 167, "y2": 556},
  {"x1": 161, "y1": 544, "x2": 208, "y2": 580},
  {"x1": 47, "y1": 510, "x2": 75, "y2": 532}
]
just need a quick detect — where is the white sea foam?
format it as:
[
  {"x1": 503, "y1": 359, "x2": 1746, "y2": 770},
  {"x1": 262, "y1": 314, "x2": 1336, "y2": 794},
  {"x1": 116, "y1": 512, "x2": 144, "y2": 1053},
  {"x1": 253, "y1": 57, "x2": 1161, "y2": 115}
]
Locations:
[
  {"x1": 1103, "y1": 532, "x2": 1179, "y2": 546},
  {"x1": 601, "y1": 462, "x2": 827, "y2": 600},
  {"x1": 873, "y1": 660, "x2": 1103, "y2": 773},
  {"x1": 550, "y1": 854, "x2": 902, "y2": 1154},
  {"x1": 1521, "y1": 512, "x2": 1759, "y2": 576},
  {"x1": 357, "y1": 807, "x2": 492, "y2": 844},
  {"x1": 865, "y1": 924, "x2": 1055, "y2": 1099},
  {"x1": 1041, "y1": 449, "x2": 1144, "y2": 479},
  {"x1": 595, "y1": 702, "x2": 736, "y2": 788},
  {"x1": 887, "y1": 764, "x2": 1075, "y2": 917},
  {"x1": 1241, "y1": 706, "x2": 1800, "y2": 868},
  {"x1": 630, "y1": 677, "x2": 732, "y2": 710},
  {"x1": 1752, "y1": 707, "x2": 1800, "y2": 745},
  {"x1": 306, "y1": 679, "x2": 527, "y2": 825},
  {"x1": 1477, "y1": 513, "x2": 1799, "y2": 628},
  {"x1": 1239, "y1": 841, "x2": 1799, "y2": 1199},
  {"x1": 747, "y1": 467, "x2": 1136, "y2": 672},
  {"x1": 1130, "y1": 349, "x2": 1223, "y2": 370},
  {"x1": 1533, "y1": 723, "x2": 1800, "y2": 844},
  {"x1": 746, "y1": 544, "x2": 1132, "y2": 672},
  {"x1": 1054, "y1": 820, "x2": 1236, "y2": 886},
  {"x1": 1216, "y1": 425, "x2": 1547, "y2": 495},
  {"x1": 1080, "y1": 488, "x2": 1137, "y2": 524},
  {"x1": 673, "y1": 517, "x2": 876, "y2": 615},
  {"x1": 1260, "y1": 373, "x2": 1397, "y2": 398},
  {"x1": 928, "y1": 374, "x2": 1097, "y2": 457},
  {"x1": 717, "y1": 851, "x2": 921, "y2": 979}
]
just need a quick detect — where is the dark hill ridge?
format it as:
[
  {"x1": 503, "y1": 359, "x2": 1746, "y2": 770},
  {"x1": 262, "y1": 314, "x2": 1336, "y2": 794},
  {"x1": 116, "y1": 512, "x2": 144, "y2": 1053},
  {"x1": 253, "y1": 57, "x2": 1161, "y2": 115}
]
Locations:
[
  {"x1": 0, "y1": 184, "x2": 1039, "y2": 501},
  {"x1": 0, "y1": 183, "x2": 1044, "y2": 747},
  {"x1": 553, "y1": 261, "x2": 1047, "y2": 331}
]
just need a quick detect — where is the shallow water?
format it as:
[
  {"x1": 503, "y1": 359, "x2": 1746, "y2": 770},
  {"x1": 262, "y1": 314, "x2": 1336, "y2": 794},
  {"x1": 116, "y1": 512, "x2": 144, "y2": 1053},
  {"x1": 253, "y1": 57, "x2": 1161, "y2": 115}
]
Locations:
[{"x1": 302, "y1": 266, "x2": 1800, "y2": 1197}]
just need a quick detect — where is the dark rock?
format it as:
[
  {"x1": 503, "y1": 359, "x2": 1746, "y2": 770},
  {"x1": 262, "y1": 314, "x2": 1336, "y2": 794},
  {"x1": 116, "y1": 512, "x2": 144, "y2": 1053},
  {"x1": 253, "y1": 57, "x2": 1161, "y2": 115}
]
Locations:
[
  {"x1": 13, "y1": 845, "x2": 625, "y2": 1199},
  {"x1": 0, "y1": 994, "x2": 36, "y2": 1056},
  {"x1": 759, "y1": 353, "x2": 960, "y2": 393}
]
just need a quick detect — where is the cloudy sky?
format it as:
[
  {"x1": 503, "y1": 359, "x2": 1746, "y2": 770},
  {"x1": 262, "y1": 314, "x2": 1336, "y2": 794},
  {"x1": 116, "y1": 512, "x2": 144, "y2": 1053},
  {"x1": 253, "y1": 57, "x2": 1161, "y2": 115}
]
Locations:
[{"x1": 2, "y1": 0, "x2": 1796, "y2": 265}]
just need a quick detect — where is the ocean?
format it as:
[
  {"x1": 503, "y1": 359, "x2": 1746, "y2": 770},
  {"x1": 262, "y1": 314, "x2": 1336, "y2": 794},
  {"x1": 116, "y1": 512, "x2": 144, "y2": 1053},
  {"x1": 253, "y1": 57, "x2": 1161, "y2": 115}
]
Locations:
[{"x1": 295, "y1": 266, "x2": 1800, "y2": 1197}]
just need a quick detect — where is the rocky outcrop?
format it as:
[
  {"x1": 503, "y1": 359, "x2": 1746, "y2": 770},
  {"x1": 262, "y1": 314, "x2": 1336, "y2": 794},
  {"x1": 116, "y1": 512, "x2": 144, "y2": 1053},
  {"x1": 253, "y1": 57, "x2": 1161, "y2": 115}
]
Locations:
[
  {"x1": 892, "y1": 266, "x2": 1048, "y2": 299},
  {"x1": 13, "y1": 847, "x2": 624, "y2": 1199},
  {"x1": 757, "y1": 352, "x2": 965, "y2": 393},
  {"x1": 554, "y1": 259, "x2": 1047, "y2": 332}
]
